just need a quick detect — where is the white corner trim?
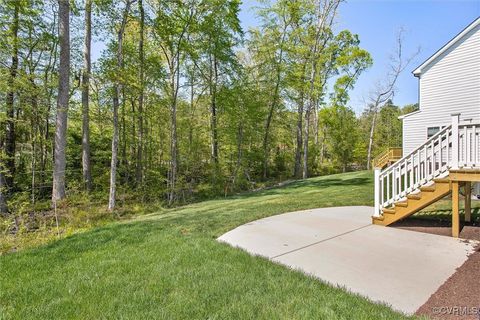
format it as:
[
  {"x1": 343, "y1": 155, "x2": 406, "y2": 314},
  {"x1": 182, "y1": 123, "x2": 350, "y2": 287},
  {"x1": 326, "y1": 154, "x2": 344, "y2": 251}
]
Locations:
[
  {"x1": 398, "y1": 109, "x2": 421, "y2": 120},
  {"x1": 413, "y1": 17, "x2": 480, "y2": 76}
]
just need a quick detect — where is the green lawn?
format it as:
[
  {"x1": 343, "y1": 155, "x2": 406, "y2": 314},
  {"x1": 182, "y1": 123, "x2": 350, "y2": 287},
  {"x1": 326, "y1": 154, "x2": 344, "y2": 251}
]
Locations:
[
  {"x1": 0, "y1": 171, "x2": 413, "y2": 319},
  {"x1": 416, "y1": 198, "x2": 480, "y2": 222}
]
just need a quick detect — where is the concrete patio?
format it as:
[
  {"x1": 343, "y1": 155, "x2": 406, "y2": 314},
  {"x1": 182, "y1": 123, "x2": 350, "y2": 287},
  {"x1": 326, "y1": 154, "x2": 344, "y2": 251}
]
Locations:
[{"x1": 218, "y1": 206, "x2": 477, "y2": 315}]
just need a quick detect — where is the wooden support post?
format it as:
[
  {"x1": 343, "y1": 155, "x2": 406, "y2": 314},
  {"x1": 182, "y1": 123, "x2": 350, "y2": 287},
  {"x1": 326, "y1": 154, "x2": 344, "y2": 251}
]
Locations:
[
  {"x1": 452, "y1": 181, "x2": 460, "y2": 238},
  {"x1": 465, "y1": 182, "x2": 471, "y2": 223}
]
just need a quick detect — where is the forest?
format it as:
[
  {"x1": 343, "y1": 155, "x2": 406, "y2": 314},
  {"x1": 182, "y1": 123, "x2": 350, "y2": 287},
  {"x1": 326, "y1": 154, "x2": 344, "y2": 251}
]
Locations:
[{"x1": 0, "y1": 0, "x2": 417, "y2": 246}]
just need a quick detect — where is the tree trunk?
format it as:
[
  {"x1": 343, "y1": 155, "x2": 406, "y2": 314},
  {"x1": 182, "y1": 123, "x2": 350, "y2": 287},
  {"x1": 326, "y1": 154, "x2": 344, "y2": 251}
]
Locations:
[
  {"x1": 262, "y1": 27, "x2": 287, "y2": 180},
  {"x1": 4, "y1": 2, "x2": 19, "y2": 191},
  {"x1": 0, "y1": 160, "x2": 8, "y2": 216},
  {"x1": 366, "y1": 110, "x2": 378, "y2": 170},
  {"x1": 168, "y1": 58, "x2": 179, "y2": 205},
  {"x1": 319, "y1": 125, "x2": 326, "y2": 164},
  {"x1": 0, "y1": 2, "x2": 20, "y2": 214},
  {"x1": 210, "y1": 54, "x2": 219, "y2": 165},
  {"x1": 234, "y1": 122, "x2": 244, "y2": 185},
  {"x1": 135, "y1": 0, "x2": 145, "y2": 186},
  {"x1": 302, "y1": 106, "x2": 311, "y2": 179},
  {"x1": 313, "y1": 99, "x2": 320, "y2": 148},
  {"x1": 28, "y1": 73, "x2": 39, "y2": 205},
  {"x1": 40, "y1": 36, "x2": 57, "y2": 192},
  {"x1": 108, "y1": 87, "x2": 120, "y2": 211},
  {"x1": 108, "y1": 1, "x2": 131, "y2": 211},
  {"x1": 121, "y1": 87, "x2": 127, "y2": 176},
  {"x1": 81, "y1": 0, "x2": 92, "y2": 191},
  {"x1": 188, "y1": 69, "x2": 195, "y2": 152},
  {"x1": 294, "y1": 93, "x2": 304, "y2": 178},
  {"x1": 52, "y1": 0, "x2": 70, "y2": 203}
]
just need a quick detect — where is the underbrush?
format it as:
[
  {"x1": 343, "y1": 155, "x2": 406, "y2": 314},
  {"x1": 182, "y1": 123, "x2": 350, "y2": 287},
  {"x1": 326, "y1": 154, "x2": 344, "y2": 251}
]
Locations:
[
  {"x1": 0, "y1": 193, "x2": 164, "y2": 255},
  {"x1": 0, "y1": 176, "x2": 311, "y2": 254}
]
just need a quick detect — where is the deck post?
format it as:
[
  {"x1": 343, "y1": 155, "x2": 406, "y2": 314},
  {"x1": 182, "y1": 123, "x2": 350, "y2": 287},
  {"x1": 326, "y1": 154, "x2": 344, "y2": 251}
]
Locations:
[
  {"x1": 451, "y1": 113, "x2": 460, "y2": 170},
  {"x1": 374, "y1": 168, "x2": 381, "y2": 217},
  {"x1": 465, "y1": 182, "x2": 471, "y2": 223},
  {"x1": 452, "y1": 180, "x2": 460, "y2": 238}
]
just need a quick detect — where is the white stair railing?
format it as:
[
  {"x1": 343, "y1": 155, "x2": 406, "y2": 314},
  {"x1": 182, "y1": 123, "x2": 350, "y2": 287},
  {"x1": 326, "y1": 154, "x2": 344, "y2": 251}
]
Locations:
[{"x1": 374, "y1": 113, "x2": 480, "y2": 217}]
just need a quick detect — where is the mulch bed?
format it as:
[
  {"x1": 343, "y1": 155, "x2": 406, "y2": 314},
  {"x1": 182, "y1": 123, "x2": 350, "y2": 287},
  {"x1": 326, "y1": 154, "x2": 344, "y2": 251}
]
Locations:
[{"x1": 391, "y1": 218, "x2": 480, "y2": 319}]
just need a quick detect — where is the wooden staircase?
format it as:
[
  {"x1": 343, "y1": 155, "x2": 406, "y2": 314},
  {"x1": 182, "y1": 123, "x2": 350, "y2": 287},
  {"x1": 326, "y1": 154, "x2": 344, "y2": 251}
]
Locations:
[
  {"x1": 372, "y1": 147, "x2": 402, "y2": 169},
  {"x1": 372, "y1": 177, "x2": 451, "y2": 226},
  {"x1": 373, "y1": 114, "x2": 480, "y2": 234}
]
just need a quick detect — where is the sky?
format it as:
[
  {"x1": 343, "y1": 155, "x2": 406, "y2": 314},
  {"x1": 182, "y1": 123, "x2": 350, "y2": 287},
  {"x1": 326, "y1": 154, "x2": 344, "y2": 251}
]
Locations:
[{"x1": 238, "y1": 0, "x2": 480, "y2": 113}]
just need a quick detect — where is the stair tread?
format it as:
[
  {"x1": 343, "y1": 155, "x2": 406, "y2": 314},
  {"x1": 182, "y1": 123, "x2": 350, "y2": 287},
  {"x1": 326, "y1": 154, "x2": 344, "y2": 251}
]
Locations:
[
  {"x1": 395, "y1": 201, "x2": 408, "y2": 207},
  {"x1": 382, "y1": 208, "x2": 396, "y2": 214},
  {"x1": 420, "y1": 186, "x2": 435, "y2": 192},
  {"x1": 407, "y1": 193, "x2": 422, "y2": 200}
]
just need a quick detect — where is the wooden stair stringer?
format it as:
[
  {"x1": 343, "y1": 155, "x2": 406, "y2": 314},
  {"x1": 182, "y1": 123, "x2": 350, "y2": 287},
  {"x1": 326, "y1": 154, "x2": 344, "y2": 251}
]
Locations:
[{"x1": 373, "y1": 180, "x2": 451, "y2": 226}]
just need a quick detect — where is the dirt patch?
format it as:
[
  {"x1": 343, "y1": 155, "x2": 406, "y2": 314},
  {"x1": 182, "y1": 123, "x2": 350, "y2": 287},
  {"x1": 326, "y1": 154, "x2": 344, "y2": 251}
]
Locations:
[
  {"x1": 392, "y1": 218, "x2": 480, "y2": 241},
  {"x1": 392, "y1": 218, "x2": 480, "y2": 319},
  {"x1": 415, "y1": 248, "x2": 480, "y2": 320}
]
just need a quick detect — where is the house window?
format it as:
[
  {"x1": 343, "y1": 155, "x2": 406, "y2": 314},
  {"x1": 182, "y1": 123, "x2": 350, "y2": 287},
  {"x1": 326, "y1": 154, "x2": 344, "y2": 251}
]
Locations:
[{"x1": 427, "y1": 127, "x2": 440, "y2": 138}]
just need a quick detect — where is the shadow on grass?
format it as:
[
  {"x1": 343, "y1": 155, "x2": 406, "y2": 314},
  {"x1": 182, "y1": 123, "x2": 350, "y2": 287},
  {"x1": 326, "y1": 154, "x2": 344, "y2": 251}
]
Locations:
[
  {"x1": 11, "y1": 220, "x2": 167, "y2": 264},
  {"x1": 233, "y1": 176, "x2": 372, "y2": 198}
]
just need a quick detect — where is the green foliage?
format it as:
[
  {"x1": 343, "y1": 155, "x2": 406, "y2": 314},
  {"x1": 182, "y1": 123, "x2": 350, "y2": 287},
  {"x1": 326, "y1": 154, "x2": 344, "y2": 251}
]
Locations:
[
  {"x1": 321, "y1": 104, "x2": 360, "y2": 171},
  {"x1": 0, "y1": 0, "x2": 404, "y2": 228},
  {"x1": 359, "y1": 100, "x2": 415, "y2": 162},
  {"x1": 0, "y1": 171, "x2": 412, "y2": 319}
]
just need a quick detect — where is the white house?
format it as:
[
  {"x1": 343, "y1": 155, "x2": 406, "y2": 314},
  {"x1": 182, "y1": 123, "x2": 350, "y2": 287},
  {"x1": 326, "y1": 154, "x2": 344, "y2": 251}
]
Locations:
[
  {"x1": 401, "y1": 17, "x2": 480, "y2": 156},
  {"x1": 373, "y1": 17, "x2": 480, "y2": 238}
]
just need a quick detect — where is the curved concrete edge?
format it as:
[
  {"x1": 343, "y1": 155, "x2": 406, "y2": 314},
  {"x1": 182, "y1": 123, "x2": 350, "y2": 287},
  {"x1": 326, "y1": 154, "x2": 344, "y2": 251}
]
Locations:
[
  {"x1": 218, "y1": 206, "x2": 478, "y2": 315},
  {"x1": 218, "y1": 206, "x2": 374, "y2": 258}
]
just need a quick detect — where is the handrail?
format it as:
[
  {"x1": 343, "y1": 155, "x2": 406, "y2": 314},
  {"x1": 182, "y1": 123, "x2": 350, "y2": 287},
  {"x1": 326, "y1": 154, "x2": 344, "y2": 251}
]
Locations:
[
  {"x1": 374, "y1": 114, "x2": 480, "y2": 216},
  {"x1": 373, "y1": 148, "x2": 402, "y2": 168},
  {"x1": 379, "y1": 126, "x2": 450, "y2": 174}
]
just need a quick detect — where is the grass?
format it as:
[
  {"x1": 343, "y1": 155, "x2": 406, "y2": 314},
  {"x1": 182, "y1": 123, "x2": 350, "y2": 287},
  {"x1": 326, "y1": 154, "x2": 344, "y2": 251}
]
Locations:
[
  {"x1": 415, "y1": 195, "x2": 480, "y2": 222},
  {"x1": 0, "y1": 171, "x2": 413, "y2": 319},
  {"x1": 0, "y1": 194, "x2": 164, "y2": 254}
]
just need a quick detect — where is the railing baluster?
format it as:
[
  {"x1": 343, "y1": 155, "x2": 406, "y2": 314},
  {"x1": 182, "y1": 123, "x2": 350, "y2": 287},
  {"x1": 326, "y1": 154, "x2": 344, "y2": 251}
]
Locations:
[
  {"x1": 386, "y1": 171, "x2": 390, "y2": 204},
  {"x1": 451, "y1": 114, "x2": 459, "y2": 169},
  {"x1": 415, "y1": 151, "x2": 419, "y2": 187},
  {"x1": 423, "y1": 145, "x2": 427, "y2": 182},
  {"x1": 446, "y1": 129, "x2": 450, "y2": 168},
  {"x1": 374, "y1": 168, "x2": 381, "y2": 217},
  {"x1": 464, "y1": 129, "x2": 466, "y2": 165},
  {"x1": 432, "y1": 140, "x2": 435, "y2": 175},
  {"x1": 393, "y1": 166, "x2": 397, "y2": 200},
  {"x1": 439, "y1": 134, "x2": 442, "y2": 172},
  {"x1": 409, "y1": 158, "x2": 413, "y2": 191},
  {"x1": 475, "y1": 126, "x2": 478, "y2": 166},
  {"x1": 374, "y1": 119, "x2": 480, "y2": 215}
]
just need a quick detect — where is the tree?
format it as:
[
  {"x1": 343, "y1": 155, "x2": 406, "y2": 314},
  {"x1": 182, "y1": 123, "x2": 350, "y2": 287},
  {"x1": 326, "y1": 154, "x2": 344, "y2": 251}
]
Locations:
[
  {"x1": 135, "y1": 0, "x2": 145, "y2": 186},
  {"x1": 253, "y1": 0, "x2": 292, "y2": 179},
  {"x1": 302, "y1": 0, "x2": 341, "y2": 179},
  {"x1": 81, "y1": 0, "x2": 93, "y2": 191},
  {"x1": 52, "y1": 0, "x2": 70, "y2": 203},
  {"x1": 196, "y1": 0, "x2": 241, "y2": 168},
  {"x1": 153, "y1": 0, "x2": 198, "y2": 204},
  {"x1": 365, "y1": 29, "x2": 420, "y2": 169},
  {"x1": 108, "y1": 0, "x2": 133, "y2": 211},
  {"x1": 0, "y1": 0, "x2": 376, "y2": 219},
  {"x1": 0, "y1": 0, "x2": 20, "y2": 214},
  {"x1": 322, "y1": 104, "x2": 359, "y2": 172}
]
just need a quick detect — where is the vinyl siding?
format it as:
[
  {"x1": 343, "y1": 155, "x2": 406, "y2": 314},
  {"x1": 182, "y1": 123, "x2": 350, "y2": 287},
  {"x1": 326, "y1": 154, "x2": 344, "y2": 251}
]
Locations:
[{"x1": 403, "y1": 23, "x2": 480, "y2": 156}]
